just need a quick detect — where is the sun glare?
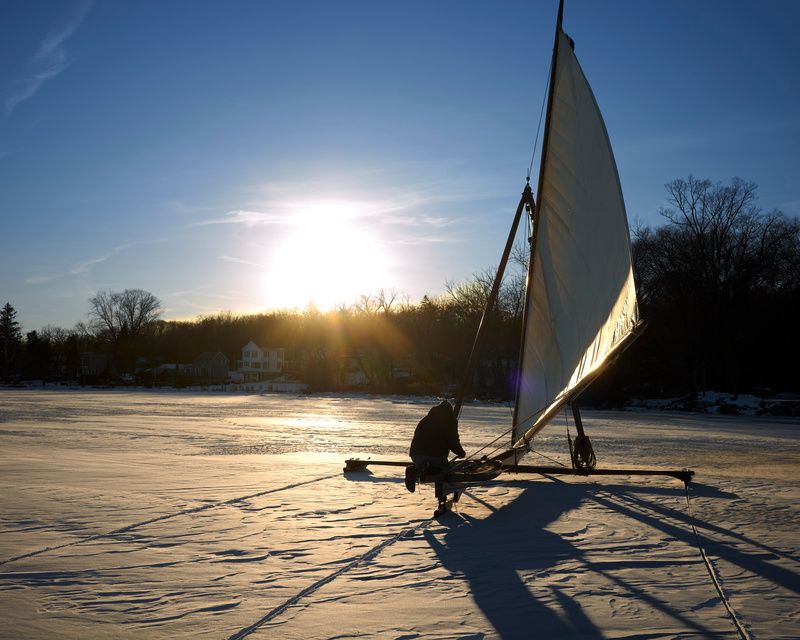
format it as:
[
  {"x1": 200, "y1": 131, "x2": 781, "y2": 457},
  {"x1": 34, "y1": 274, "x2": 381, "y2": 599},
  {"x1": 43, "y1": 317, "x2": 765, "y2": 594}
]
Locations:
[{"x1": 263, "y1": 201, "x2": 390, "y2": 310}]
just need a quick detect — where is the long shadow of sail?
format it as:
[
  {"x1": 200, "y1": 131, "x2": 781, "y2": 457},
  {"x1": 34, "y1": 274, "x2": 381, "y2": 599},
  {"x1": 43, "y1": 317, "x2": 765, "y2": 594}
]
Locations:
[
  {"x1": 425, "y1": 479, "x2": 730, "y2": 639},
  {"x1": 426, "y1": 481, "x2": 601, "y2": 639},
  {"x1": 584, "y1": 481, "x2": 800, "y2": 594}
]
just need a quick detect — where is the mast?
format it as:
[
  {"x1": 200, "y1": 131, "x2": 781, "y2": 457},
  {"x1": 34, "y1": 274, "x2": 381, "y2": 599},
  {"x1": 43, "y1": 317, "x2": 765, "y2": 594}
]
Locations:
[
  {"x1": 511, "y1": 0, "x2": 564, "y2": 439},
  {"x1": 453, "y1": 182, "x2": 534, "y2": 420}
]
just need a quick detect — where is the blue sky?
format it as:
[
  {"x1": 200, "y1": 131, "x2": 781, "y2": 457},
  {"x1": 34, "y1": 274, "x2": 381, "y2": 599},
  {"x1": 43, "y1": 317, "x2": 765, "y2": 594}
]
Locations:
[{"x1": 2, "y1": 0, "x2": 798, "y2": 330}]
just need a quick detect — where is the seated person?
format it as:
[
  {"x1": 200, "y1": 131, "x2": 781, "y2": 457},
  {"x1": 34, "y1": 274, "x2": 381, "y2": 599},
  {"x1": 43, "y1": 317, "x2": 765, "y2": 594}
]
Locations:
[{"x1": 406, "y1": 399, "x2": 466, "y2": 492}]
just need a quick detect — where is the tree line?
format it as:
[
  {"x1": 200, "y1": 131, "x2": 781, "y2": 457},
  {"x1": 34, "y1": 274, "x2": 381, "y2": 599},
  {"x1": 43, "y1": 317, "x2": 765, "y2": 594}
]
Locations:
[{"x1": 3, "y1": 176, "x2": 798, "y2": 401}]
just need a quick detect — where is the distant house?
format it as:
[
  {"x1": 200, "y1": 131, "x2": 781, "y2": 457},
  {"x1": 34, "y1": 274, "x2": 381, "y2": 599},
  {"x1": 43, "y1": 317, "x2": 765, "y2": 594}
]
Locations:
[
  {"x1": 156, "y1": 363, "x2": 184, "y2": 374},
  {"x1": 339, "y1": 356, "x2": 368, "y2": 387},
  {"x1": 141, "y1": 363, "x2": 190, "y2": 386},
  {"x1": 192, "y1": 352, "x2": 229, "y2": 381},
  {"x1": 79, "y1": 352, "x2": 112, "y2": 378},
  {"x1": 238, "y1": 341, "x2": 285, "y2": 382}
]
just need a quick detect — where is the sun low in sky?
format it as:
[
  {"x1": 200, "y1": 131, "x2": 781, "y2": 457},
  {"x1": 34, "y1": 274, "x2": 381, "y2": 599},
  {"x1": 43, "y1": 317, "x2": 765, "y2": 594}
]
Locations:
[
  {"x1": 207, "y1": 183, "x2": 466, "y2": 315},
  {"x1": 262, "y1": 200, "x2": 390, "y2": 310},
  {"x1": 1, "y1": 0, "x2": 798, "y2": 329}
]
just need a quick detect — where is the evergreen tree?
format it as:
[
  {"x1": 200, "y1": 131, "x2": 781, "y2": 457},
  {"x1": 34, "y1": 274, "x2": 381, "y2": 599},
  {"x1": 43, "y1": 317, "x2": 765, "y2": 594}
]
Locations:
[{"x1": 0, "y1": 302, "x2": 23, "y2": 381}]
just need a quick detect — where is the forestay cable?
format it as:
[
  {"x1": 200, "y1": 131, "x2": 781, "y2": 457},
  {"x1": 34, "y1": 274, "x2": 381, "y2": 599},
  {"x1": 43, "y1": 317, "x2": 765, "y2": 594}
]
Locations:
[{"x1": 527, "y1": 62, "x2": 552, "y2": 181}]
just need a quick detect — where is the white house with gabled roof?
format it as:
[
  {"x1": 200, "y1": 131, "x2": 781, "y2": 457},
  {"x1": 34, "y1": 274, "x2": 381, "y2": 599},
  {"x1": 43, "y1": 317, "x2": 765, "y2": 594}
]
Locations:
[{"x1": 238, "y1": 341, "x2": 285, "y2": 381}]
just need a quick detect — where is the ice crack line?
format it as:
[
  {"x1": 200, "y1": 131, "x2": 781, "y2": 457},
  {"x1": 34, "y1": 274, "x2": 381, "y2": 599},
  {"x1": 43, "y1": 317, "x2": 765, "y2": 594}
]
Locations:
[
  {"x1": 227, "y1": 519, "x2": 431, "y2": 640},
  {"x1": 0, "y1": 472, "x2": 340, "y2": 567}
]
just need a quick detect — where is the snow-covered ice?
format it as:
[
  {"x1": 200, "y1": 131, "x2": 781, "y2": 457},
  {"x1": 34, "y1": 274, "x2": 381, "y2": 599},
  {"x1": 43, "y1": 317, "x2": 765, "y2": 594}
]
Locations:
[{"x1": 0, "y1": 389, "x2": 798, "y2": 639}]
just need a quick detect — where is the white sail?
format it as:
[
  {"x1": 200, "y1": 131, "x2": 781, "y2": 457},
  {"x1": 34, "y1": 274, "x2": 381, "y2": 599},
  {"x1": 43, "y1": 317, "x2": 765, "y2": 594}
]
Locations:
[{"x1": 513, "y1": 30, "x2": 640, "y2": 447}]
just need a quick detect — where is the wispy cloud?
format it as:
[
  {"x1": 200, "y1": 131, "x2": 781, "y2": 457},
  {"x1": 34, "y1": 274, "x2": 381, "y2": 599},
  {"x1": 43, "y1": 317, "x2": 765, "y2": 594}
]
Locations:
[
  {"x1": 5, "y1": 1, "x2": 91, "y2": 117},
  {"x1": 24, "y1": 274, "x2": 58, "y2": 285},
  {"x1": 195, "y1": 193, "x2": 471, "y2": 230},
  {"x1": 195, "y1": 209, "x2": 294, "y2": 227},
  {"x1": 25, "y1": 251, "x2": 111, "y2": 284},
  {"x1": 166, "y1": 200, "x2": 219, "y2": 216},
  {"x1": 185, "y1": 163, "x2": 504, "y2": 236},
  {"x1": 390, "y1": 235, "x2": 460, "y2": 246},
  {"x1": 23, "y1": 239, "x2": 150, "y2": 286},
  {"x1": 160, "y1": 288, "x2": 256, "y2": 319},
  {"x1": 380, "y1": 213, "x2": 458, "y2": 228},
  {"x1": 70, "y1": 239, "x2": 148, "y2": 276},
  {"x1": 70, "y1": 252, "x2": 113, "y2": 275},
  {"x1": 219, "y1": 255, "x2": 267, "y2": 268}
]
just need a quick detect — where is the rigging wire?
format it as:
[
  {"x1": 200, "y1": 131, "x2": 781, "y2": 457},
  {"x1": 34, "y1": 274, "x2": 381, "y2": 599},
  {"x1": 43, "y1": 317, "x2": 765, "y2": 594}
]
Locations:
[
  {"x1": 527, "y1": 62, "x2": 552, "y2": 182},
  {"x1": 458, "y1": 424, "x2": 515, "y2": 464},
  {"x1": 529, "y1": 448, "x2": 569, "y2": 468},
  {"x1": 460, "y1": 391, "x2": 572, "y2": 464},
  {"x1": 456, "y1": 56, "x2": 551, "y2": 464}
]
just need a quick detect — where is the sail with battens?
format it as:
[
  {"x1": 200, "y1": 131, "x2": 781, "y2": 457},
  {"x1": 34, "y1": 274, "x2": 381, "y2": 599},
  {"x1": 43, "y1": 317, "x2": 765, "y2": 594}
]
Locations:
[{"x1": 511, "y1": 27, "x2": 641, "y2": 450}]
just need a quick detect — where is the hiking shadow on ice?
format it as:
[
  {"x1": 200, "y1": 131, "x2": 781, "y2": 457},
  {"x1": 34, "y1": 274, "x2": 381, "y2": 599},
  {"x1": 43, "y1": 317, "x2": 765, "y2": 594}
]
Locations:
[{"x1": 424, "y1": 479, "x2": 781, "y2": 639}]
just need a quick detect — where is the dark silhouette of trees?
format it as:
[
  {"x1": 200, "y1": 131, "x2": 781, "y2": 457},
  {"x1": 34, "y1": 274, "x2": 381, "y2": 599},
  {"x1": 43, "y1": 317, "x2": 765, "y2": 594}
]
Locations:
[
  {"x1": 40, "y1": 325, "x2": 82, "y2": 380},
  {"x1": 23, "y1": 331, "x2": 51, "y2": 380},
  {"x1": 628, "y1": 176, "x2": 799, "y2": 397},
  {"x1": 1, "y1": 302, "x2": 22, "y2": 381}
]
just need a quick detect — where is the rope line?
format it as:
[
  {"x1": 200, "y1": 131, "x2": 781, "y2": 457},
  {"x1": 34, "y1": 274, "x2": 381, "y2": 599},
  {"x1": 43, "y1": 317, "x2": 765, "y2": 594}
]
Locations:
[
  {"x1": 529, "y1": 448, "x2": 569, "y2": 468},
  {"x1": 527, "y1": 61, "x2": 552, "y2": 180},
  {"x1": 462, "y1": 424, "x2": 515, "y2": 462},
  {"x1": 461, "y1": 394, "x2": 576, "y2": 465},
  {"x1": 460, "y1": 395, "x2": 561, "y2": 463},
  {"x1": 684, "y1": 485, "x2": 753, "y2": 640}
]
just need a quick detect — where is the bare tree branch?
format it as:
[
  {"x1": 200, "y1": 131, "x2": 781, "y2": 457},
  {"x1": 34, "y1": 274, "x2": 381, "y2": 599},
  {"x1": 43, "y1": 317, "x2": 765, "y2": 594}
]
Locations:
[{"x1": 88, "y1": 289, "x2": 162, "y2": 342}]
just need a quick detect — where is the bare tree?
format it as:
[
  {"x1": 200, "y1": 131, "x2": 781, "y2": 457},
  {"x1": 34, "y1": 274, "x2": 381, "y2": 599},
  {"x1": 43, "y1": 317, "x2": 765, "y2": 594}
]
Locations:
[
  {"x1": 354, "y1": 294, "x2": 378, "y2": 315},
  {"x1": 445, "y1": 271, "x2": 492, "y2": 321},
  {"x1": 658, "y1": 176, "x2": 798, "y2": 297},
  {"x1": 117, "y1": 289, "x2": 162, "y2": 339},
  {"x1": 510, "y1": 240, "x2": 529, "y2": 272},
  {"x1": 88, "y1": 291, "x2": 119, "y2": 341},
  {"x1": 40, "y1": 325, "x2": 70, "y2": 344},
  {"x1": 353, "y1": 289, "x2": 402, "y2": 316},
  {"x1": 446, "y1": 252, "x2": 528, "y2": 324},
  {"x1": 633, "y1": 176, "x2": 800, "y2": 394},
  {"x1": 375, "y1": 288, "x2": 399, "y2": 313},
  {"x1": 88, "y1": 289, "x2": 162, "y2": 342}
]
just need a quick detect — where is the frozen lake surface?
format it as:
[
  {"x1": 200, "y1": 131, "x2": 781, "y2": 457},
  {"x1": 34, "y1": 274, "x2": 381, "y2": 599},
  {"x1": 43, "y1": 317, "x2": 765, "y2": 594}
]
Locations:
[{"x1": 1, "y1": 389, "x2": 798, "y2": 639}]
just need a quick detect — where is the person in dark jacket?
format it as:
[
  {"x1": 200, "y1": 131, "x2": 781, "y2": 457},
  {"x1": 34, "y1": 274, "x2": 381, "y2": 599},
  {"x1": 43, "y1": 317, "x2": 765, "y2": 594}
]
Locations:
[{"x1": 405, "y1": 400, "x2": 465, "y2": 492}]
